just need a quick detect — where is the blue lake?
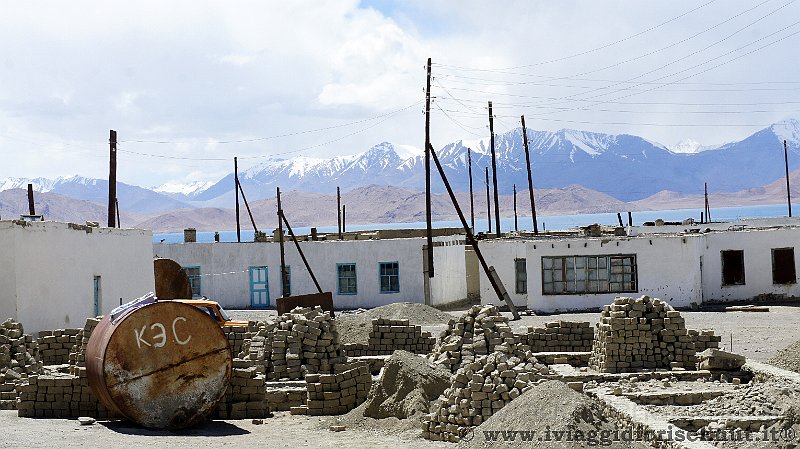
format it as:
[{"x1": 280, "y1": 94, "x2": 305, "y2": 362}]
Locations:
[{"x1": 153, "y1": 202, "x2": 798, "y2": 244}]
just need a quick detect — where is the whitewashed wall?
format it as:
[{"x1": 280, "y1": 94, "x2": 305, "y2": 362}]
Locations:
[
  {"x1": 154, "y1": 236, "x2": 469, "y2": 310},
  {"x1": 702, "y1": 228, "x2": 800, "y2": 301},
  {"x1": 477, "y1": 240, "x2": 529, "y2": 308},
  {"x1": 0, "y1": 221, "x2": 154, "y2": 334}
]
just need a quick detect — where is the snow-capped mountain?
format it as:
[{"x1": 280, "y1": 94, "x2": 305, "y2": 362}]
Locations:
[
  {"x1": 668, "y1": 138, "x2": 722, "y2": 154},
  {"x1": 153, "y1": 180, "x2": 216, "y2": 199}
]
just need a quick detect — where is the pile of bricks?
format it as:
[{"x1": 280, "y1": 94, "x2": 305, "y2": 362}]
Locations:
[
  {"x1": 268, "y1": 307, "x2": 346, "y2": 380},
  {"x1": 342, "y1": 318, "x2": 436, "y2": 356},
  {"x1": 422, "y1": 343, "x2": 549, "y2": 442},
  {"x1": 689, "y1": 329, "x2": 722, "y2": 354},
  {"x1": 216, "y1": 363, "x2": 267, "y2": 419},
  {"x1": 521, "y1": 321, "x2": 594, "y2": 353},
  {"x1": 68, "y1": 317, "x2": 101, "y2": 376},
  {"x1": 427, "y1": 305, "x2": 515, "y2": 373},
  {"x1": 290, "y1": 365, "x2": 371, "y2": 416},
  {"x1": 224, "y1": 324, "x2": 258, "y2": 359},
  {"x1": 37, "y1": 329, "x2": 80, "y2": 365},
  {"x1": 0, "y1": 319, "x2": 42, "y2": 377},
  {"x1": 589, "y1": 296, "x2": 697, "y2": 373},
  {"x1": 16, "y1": 373, "x2": 111, "y2": 419}
]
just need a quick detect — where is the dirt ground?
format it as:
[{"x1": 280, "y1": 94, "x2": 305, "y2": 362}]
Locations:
[{"x1": 3, "y1": 306, "x2": 797, "y2": 448}]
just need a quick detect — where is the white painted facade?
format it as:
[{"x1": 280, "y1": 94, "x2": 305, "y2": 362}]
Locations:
[
  {"x1": 0, "y1": 221, "x2": 155, "y2": 334},
  {"x1": 479, "y1": 222, "x2": 800, "y2": 313},
  {"x1": 153, "y1": 236, "x2": 468, "y2": 310}
]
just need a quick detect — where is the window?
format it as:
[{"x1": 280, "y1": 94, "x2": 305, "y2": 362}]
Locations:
[
  {"x1": 772, "y1": 248, "x2": 796, "y2": 285},
  {"x1": 721, "y1": 250, "x2": 745, "y2": 286},
  {"x1": 542, "y1": 255, "x2": 637, "y2": 295},
  {"x1": 279, "y1": 265, "x2": 292, "y2": 296},
  {"x1": 182, "y1": 266, "x2": 202, "y2": 297},
  {"x1": 379, "y1": 262, "x2": 400, "y2": 293},
  {"x1": 515, "y1": 259, "x2": 527, "y2": 294},
  {"x1": 337, "y1": 263, "x2": 357, "y2": 295}
]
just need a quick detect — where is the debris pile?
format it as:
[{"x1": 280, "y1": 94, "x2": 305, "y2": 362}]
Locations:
[
  {"x1": 292, "y1": 365, "x2": 372, "y2": 416},
  {"x1": 422, "y1": 342, "x2": 550, "y2": 442},
  {"x1": 342, "y1": 318, "x2": 436, "y2": 356},
  {"x1": 37, "y1": 329, "x2": 80, "y2": 365},
  {"x1": 427, "y1": 305, "x2": 515, "y2": 373},
  {"x1": 697, "y1": 348, "x2": 746, "y2": 371},
  {"x1": 522, "y1": 321, "x2": 594, "y2": 353},
  {"x1": 589, "y1": 296, "x2": 696, "y2": 373},
  {"x1": 362, "y1": 350, "x2": 451, "y2": 420}
]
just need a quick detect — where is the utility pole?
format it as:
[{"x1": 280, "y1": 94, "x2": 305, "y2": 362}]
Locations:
[
  {"x1": 485, "y1": 167, "x2": 492, "y2": 234},
  {"x1": 108, "y1": 130, "x2": 117, "y2": 228},
  {"x1": 468, "y1": 148, "x2": 475, "y2": 233},
  {"x1": 513, "y1": 184, "x2": 518, "y2": 232},
  {"x1": 704, "y1": 182, "x2": 711, "y2": 223},
  {"x1": 234, "y1": 157, "x2": 241, "y2": 242},
  {"x1": 424, "y1": 57, "x2": 434, "y2": 277},
  {"x1": 521, "y1": 115, "x2": 539, "y2": 234},
  {"x1": 337, "y1": 186, "x2": 342, "y2": 240},
  {"x1": 785, "y1": 139, "x2": 793, "y2": 217},
  {"x1": 277, "y1": 187, "x2": 289, "y2": 297},
  {"x1": 27, "y1": 184, "x2": 35, "y2": 215},
  {"x1": 488, "y1": 101, "x2": 500, "y2": 237},
  {"x1": 342, "y1": 204, "x2": 346, "y2": 233}
]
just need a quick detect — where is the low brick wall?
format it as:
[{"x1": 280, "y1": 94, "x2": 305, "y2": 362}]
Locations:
[
  {"x1": 521, "y1": 321, "x2": 594, "y2": 353},
  {"x1": 342, "y1": 318, "x2": 436, "y2": 356},
  {"x1": 688, "y1": 329, "x2": 722, "y2": 354},
  {"x1": 291, "y1": 366, "x2": 371, "y2": 416},
  {"x1": 16, "y1": 372, "x2": 112, "y2": 419},
  {"x1": 37, "y1": 329, "x2": 80, "y2": 365}
]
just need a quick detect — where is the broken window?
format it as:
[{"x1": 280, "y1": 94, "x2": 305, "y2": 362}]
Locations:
[
  {"x1": 515, "y1": 259, "x2": 527, "y2": 294},
  {"x1": 721, "y1": 250, "x2": 745, "y2": 286},
  {"x1": 772, "y1": 247, "x2": 796, "y2": 285},
  {"x1": 542, "y1": 255, "x2": 636, "y2": 295}
]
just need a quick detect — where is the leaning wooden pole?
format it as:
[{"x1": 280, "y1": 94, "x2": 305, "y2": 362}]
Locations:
[
  {"x1": 280, "y1": 210, "x2": 323, "y2": 293},
  {"x1": 27, "y1": 184, "x2": 35, "y2": 215},
  {"x1": 424, "y1": 57, "x2": 434, "y2": 278},
  {"x1": 238, "y1": 181, "x2": 259, "y2": 234},
  {"x1": 513, "y1": 184, "x2": 518, "y2": 232},
  {"x1": 429, "y1": 143, "x2": 520, "y2": 320},
  {"x1": 485, "y1": 167, "x2": 492, "y2": 234},
  {"x1": 337, "y1": 186, "x2": 342, "y2": 240},
  {"x1": 521, "y1": 115, "x2": 539, "y2": 234},
  {"x1": 468, "y1": 148, "x2": 475, "y2": 233}
]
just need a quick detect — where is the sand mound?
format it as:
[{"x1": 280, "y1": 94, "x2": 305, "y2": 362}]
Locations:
[
  {"x1": 461, "y1": 380, "x2": 649, "y2": 449},
  {"x1": 769, "y1": 340, "x2": 800, "y2": 373},
  {"x1": 363, "y1": 350, "x2": 451, "y2": 420},
  {"x1": 337, "y1": 302, "x2": 452, "y2": 345}
]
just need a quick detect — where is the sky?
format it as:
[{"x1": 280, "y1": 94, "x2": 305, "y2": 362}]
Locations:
[{"x1": 0, "y1": 0, "x2": 799, "y2": 188}]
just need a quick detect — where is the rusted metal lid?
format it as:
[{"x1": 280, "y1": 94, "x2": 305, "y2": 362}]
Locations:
[
  {"x1": 154, "y1": 258, "x2": 192, "y2": 300},
  {"x1": 87, "y1": 301, "x2": 231, "y2": 429}
]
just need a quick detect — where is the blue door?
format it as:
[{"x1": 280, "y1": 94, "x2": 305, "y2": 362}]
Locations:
[{"x1": 249, "y1": 266, "x2": 270, "y2": 307}]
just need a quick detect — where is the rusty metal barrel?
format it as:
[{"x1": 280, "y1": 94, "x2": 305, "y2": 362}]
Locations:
[{"x1": 86, "y1": 301, "x2": 231, "y2": 429}]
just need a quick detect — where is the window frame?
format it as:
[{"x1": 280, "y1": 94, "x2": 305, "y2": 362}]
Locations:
[
  {"x1": 378, "y1": 262, "x2": 400, "y2": 294},
  {"x1": 720, "y1": 250, "x2": 746, "y2": 286},
  {"x1": 182, "y1": 266, "x2": 202, "y2": 298},
  {"x1": 772, "y1": 247, "x2": 796, "y2": 285},
  {"x1": 514, "y1": 258, "x2": 527, "y2": 294},
  {"x1": 541, "y1": 254, "x2": 637, "y2": 295},
  {"x1": 337, "y1": 263, "x2": 358, "y2": 295}
]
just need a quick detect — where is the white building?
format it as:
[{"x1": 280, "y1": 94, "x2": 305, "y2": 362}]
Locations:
[
  {"x1": 479, "y1": 220, "x2": 800, "y2": 313},
  {"x1": 153, "y1": 235, "x2": 473, "y2": 310},
  {"x1": 0, "y1": 220, "x2": 155, "y2": 333}
]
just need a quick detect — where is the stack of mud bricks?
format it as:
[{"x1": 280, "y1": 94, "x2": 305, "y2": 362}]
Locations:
[
  {"x1": 689, "y1": 329, "x2": 722, "y2": 353},
  {"x1": 68, "y1": 318, "x2": 101, "y2": 376},
  {"x1": 16, "y1": 374, "x2": 110, "y2": 419},
  {"x1": 427, "y1": 305, "x2": 516, "y2": 373},
  {"x1": 0, "y1": 319, "x2": 43, "y2": 410},
  {"x1": 343, "y1": 318, "x2": 436, "y2": 356},
  {"x1": 37, "y1": 329, "x2": 80, "y2": 365},
  {"x1": 269, "y1": 306, "x2": 345, "y2": 380},
  {"x1": 265, "y1": 384, "x2": 307, "y2": 412},
  {"x1": 290, "y1": 365, "x2": 371, "y2": 416},
  {"x1": 422, "y1": 343, "x2": 549, "y2": 442},
  {"x1": 224, "y1": 323, "x2": 258, "y2": 359},
  {"x1": 589, "y1": 296, "x2": 696, "y2": 373},
  {"x1": 523, "y1": 321, "x2": 594, "y2": 353},
  {"x1": 216, "y1": 363, "x2": 267, "y2": 419}
]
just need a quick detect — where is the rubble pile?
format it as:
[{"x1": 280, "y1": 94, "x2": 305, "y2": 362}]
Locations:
[
  {"x1": 688, "y1": 329, "x2": 722, "y2": 353},
  {"x1": 589, "y1": 296, "x2": 696, "y2": 373},
  {"x1": 422, "y1": 342, "x2": 550, "y2": 442},
  {"x1": 291, "y1": 365, "x2": 372, "y2": 416},
  {"x1": 522, "y1": 321, "x2": 594, "y2": 353},
  {"x1": 427, "y1": 305, "x2": 515, "y2": 373},
  {"x1": 342, "y1": 318, "x2": 436, "y2": 356},
  {"x1": 37, "y1": 329, "x2": 80, "y2": 365}
]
